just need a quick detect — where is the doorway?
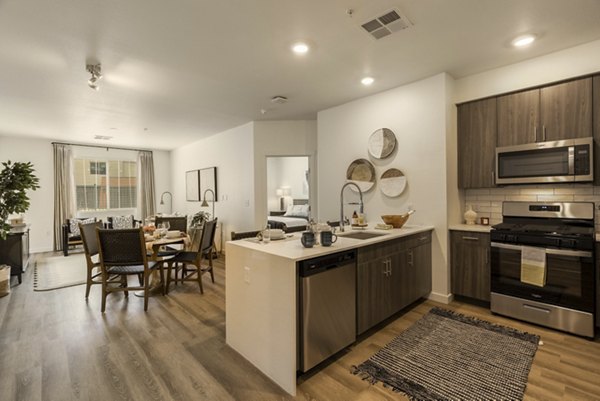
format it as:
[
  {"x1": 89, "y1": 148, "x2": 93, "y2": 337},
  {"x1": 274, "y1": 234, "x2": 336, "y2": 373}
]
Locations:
[{"x1": 266, "y1": 156, "x2": 310, "y2": 214}]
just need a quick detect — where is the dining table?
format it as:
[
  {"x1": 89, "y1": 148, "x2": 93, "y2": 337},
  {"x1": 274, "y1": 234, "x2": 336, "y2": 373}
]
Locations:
[{"x1": 134, "y1": 232, "x2": 191, "y2": 296}]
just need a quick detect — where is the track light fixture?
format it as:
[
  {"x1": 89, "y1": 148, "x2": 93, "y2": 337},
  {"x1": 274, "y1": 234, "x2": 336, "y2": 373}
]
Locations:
[{"x1": 86, "y1": 63, "x2": 103, "y2": 91}]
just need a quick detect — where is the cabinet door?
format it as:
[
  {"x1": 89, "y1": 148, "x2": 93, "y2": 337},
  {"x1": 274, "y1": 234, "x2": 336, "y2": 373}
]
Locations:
[
  {"x1": 540, "y1": 78, "x2": 593, "y2": 141},
  {"x1": 457, "y1": 98, "x2": 497, "y2": 188},
  {"x1": 391, "y1": 242, "x2": 433, "y2": 311},
  {"x1": 357, "y1": 257, "x2": 393, "y2": 334},
  {"x1": 450, "y1": 231, "x2": 490, "y2": 301},
  {"x1": 596, "y1": 243, "x2": 600, "y2": 329},
  {"x1": 593, "y1": 75, "x2": 600, "y2": 186},
  {"x1": 412, "y1": 241, "x2": 432, "y2": 299},
  {"x1": 390, "y1": 250, "x2": 411, "y2": 312},
  {"x1": 497, "y1": 89, "x2": 540, "y2": 146}
]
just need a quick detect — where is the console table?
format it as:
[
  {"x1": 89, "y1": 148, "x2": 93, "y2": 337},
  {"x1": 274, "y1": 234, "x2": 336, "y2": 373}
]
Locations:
[{"x1": 0, "y1": 226, "x2": 30, "y2": 284}]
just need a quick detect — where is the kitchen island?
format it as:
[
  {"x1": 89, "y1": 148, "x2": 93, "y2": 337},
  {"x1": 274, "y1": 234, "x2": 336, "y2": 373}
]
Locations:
[{"x1": 225, "y1": 224, "x2": 434, "y2": 395}]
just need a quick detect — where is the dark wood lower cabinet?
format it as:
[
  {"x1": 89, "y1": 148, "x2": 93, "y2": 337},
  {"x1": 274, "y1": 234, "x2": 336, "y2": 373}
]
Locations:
[
  {"x1": 0, "y1": 228, "x2": 30, "y2": 284},
  {"x1": 450, "y1": 230, "x2": 490, "y2": 302},
  {"x1": 357, "y1": 231, "x2": 432, "y2": 334},
  {"x1": 596, "y1": 242, "x2": 600, "y2": 327}
]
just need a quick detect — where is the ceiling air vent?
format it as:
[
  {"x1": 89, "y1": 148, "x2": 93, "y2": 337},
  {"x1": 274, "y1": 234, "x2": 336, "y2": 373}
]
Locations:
[
  {"x1": 361, "y1": 8, "x2": 412, "y2": 40},
  {"x1": 94, "y1": 135, "x2": 113, "y2": 140}
]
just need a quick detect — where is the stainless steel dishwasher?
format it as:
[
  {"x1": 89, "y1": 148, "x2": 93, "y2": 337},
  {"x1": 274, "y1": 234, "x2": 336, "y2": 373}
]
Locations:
[{"x1": 299, "y1": 249, "x2": 356, "y2": 372}]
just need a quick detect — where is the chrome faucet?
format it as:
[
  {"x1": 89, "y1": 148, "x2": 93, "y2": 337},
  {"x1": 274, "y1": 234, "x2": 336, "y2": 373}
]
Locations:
[{"x1": 340, "y1": 182, "x2": 364, "y2": 232}]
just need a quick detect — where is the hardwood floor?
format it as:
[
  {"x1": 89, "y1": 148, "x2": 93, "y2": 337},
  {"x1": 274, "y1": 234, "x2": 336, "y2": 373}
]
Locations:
[{"x1": 1, "y1": 252, "x2": 599, "y2": 400}]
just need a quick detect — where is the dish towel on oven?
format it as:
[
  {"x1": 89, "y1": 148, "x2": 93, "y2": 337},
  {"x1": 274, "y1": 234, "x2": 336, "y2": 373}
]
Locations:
[{"x1": 520, "y1": 246, "x2": 546, "y2": 287}]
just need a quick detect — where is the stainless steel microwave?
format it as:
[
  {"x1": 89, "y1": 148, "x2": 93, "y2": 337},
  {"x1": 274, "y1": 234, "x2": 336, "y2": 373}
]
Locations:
[{"x1": 495, "y1": 137, "x2": 593, "y2": 185}]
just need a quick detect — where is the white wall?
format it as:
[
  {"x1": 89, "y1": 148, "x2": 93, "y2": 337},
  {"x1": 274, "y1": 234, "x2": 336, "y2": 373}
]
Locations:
[
  {"x1": 0, "y1": 136, "x2": 54, "y2": 253},
  {"x1": 318, "y1": 73, "x2": 454, "y2": 302},
  {"x1": 266, "y1": 156, "x2": 309, "y2": 212},
  {"x1": 0, "y1": 135, "x2": 170, "y2": 253},
  {"x1": 170, "y1": 122, "x2": 255, "y2": 240},
  {"x1": 253, "y1": 121, "x2": 318, "y2": 228},
  {"x1": 455, "y1": 38, "x2": 600, "y2": 103}
]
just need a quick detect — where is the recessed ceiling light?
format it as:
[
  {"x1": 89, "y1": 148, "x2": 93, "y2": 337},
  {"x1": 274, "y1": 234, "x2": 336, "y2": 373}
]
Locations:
[
  {"x1": 361, "y1": 77, "x2": 375, "y2": 86},
  {"x1": 292, "y1": 42, "x2": 309, "y2": 54},
  {"x1": 512, "y1": 34, "x2": 536, "y2": 48}
]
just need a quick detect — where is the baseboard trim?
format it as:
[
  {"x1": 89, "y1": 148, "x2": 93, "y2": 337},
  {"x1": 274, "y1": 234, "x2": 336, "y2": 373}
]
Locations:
[
  {"x1": 428, "y1": 292, "x2": 454, "y2": 304},
  {"x1": 30, "y1": 247, "x2": 54, "y2": 254}
]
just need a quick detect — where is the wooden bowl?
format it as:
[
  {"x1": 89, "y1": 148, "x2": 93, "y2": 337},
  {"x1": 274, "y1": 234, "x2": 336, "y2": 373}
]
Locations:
[{"x1": 381, "y1": 214, "x2": 410, "y2": 228}]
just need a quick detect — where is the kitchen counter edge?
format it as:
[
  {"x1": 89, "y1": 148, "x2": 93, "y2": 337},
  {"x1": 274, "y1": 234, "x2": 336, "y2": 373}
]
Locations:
[{"x1": 226, "y1": 225, "x2": 435, "y2": 262}]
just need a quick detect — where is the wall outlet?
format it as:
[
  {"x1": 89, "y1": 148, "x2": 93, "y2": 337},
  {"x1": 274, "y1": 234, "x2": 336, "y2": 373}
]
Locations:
[{"x1": 244, "y1": 266, "x2": 250, "y2": 284}]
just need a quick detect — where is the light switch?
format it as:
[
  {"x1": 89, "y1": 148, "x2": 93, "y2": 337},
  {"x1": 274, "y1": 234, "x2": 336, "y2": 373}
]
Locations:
[{"x1": 244, "y1": 266, "x2": 250, "y2": 284}]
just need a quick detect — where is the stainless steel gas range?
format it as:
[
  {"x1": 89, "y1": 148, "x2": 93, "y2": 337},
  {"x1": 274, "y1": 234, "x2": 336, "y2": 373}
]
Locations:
[{"x1": 490, "y1": 202, "x2": 596, "y2": 338}]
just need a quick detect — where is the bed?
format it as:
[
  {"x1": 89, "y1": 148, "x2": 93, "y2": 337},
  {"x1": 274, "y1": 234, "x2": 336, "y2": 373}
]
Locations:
[{"x1": 268, "y1": 199, "x2": 309, "y2": 233}]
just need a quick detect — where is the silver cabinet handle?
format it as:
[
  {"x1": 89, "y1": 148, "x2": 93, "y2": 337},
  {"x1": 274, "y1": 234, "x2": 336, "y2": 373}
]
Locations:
[
  {"x1": 462, "y1": 236, "x2": 479, "y2": 241},
  {"x1": 382, "y1": 259, "x2": 388, "y2": 276},
  {"x1": 387, "y1": 258, "x2": 392, "y2": 276},
  {"x1": 543, "y1": 125, "x2": 547, "y2": 142},
  {"x1": 408, "y1": 250, "x2": 414, "y2": 267},
  {"x1": 534, "y1": 126, "x2": 538, "y2": 142},
  {"x1": 419, "y1": 236, "x2": 428, "y2": 242}
]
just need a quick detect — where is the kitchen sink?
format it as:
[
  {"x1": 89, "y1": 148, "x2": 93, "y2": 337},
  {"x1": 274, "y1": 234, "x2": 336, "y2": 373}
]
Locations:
[{"x1": 338, "y1": 231, "x2": 388, "y2": 240}]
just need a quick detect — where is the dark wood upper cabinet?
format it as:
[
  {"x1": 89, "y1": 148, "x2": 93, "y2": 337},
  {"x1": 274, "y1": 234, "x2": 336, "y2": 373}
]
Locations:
[
  {"x1": 497, "y1": 89, "x2": 540, "y2": 147},
  {"x1": 593, "y1": 75, "x2": 600, "y2": 186},
  {"x1": 457, "y1": 98, "x2": 497, "y2": 189},
  {"x1": 540, "y1": 78, "x2": 593, "y2": 141}
]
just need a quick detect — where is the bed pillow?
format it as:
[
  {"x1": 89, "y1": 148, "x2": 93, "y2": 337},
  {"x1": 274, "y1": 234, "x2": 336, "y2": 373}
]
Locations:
[{"x1": 284, "y1": 204, "x2": 309, "y2": 218}]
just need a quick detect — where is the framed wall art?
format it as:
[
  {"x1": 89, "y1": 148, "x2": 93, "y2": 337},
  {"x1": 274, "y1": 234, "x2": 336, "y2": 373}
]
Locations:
[
  {"x1": 199, "y1": 166, "x2": 218, "y2": 201},
  {"x1": 185, "y1": 170, "x2": 200, "y2": 201}
]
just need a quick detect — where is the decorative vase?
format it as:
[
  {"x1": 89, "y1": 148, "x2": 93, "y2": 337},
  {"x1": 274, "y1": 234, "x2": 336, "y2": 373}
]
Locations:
[{"x1": 464, "y1": 205, "x2": 477, "y2": 225}]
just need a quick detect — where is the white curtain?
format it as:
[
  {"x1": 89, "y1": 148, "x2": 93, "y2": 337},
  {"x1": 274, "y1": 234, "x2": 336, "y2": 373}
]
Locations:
[
  {"x1": 53, "y1": 143, "x2": 75, "y2": 251},
  {"x1": 137, "y1": 151, "x2": 156, "y2": 221}
]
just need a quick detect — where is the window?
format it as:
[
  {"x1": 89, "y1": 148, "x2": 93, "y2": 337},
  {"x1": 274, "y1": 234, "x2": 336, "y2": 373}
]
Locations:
[{"x1": 74, "y1": 158, "x2": 137, "y2": 211}]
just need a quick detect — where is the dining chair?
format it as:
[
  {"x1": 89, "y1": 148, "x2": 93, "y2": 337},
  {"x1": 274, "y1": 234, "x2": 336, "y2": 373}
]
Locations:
[
  {"x1": 96, "y1": 228, "x2": 164, "y2": 312},
  {"x1": 79, "y1": 220, "x2": 104, "y2": 298},
  {"x1": 165, "y1": 218, "x2": 217, "y2": 294},
  {"x1": 154, "y1": 216, "x2": 188, "y2": 256},
  {"x1": 231, "y1": 230, "x2": 261, "y2": 240},
  {"x1": 155, "y1": 216, "x2": 187, "y2": 232}
]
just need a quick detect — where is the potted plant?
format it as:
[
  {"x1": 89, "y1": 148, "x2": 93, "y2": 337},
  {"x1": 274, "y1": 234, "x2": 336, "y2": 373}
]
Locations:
[
  {"x1": 0, "y1": 161, "x2": 40, "y2": 239},
  {"x1": 190, "y1": 210, "x2": 210, "y2": 229},
  {"x1": 189, "y1": 210, "x2": 210, "y2": 249}
]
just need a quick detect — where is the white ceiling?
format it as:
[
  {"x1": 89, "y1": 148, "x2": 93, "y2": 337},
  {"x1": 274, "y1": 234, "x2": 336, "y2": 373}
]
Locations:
[{"x1": 1, "y1": 0, "x2": 600, "y2": 150}]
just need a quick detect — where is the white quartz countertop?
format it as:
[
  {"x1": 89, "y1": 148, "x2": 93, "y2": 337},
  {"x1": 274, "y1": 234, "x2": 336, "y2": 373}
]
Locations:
[
  {"x1": 449, "y1": 224, "x2": 492, "y2": 233},
  {"x1": 226, "y1": 224, "x2": 435, "y2": 262}
]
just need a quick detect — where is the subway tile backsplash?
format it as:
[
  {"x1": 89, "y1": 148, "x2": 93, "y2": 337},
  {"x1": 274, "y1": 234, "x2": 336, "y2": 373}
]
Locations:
[{"x1": 464, "y1": 185, "x2": 600, "y2": 232}]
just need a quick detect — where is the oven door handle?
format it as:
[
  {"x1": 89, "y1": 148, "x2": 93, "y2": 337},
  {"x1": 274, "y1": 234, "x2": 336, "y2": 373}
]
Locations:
[{"x1": 491, "y1": 242, "x2": 592, "y2": 258}]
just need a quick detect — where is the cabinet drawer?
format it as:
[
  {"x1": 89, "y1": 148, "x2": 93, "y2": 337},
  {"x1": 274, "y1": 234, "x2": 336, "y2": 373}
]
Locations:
[
  {"x1": 357, "y1": 231, "x2": 432, "y2": 263},
  {"x1": 451, "y1": 231, "x2": 489, "y2": 245}
]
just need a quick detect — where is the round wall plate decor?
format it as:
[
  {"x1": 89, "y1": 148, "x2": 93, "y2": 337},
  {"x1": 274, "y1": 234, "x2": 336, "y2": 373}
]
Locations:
[
  {"x1": 346, "y1": 158, "x2": 376, "y2": 192},
  {"x1": 380, "y1": 168, "x2": 406, "y2": 197},
  {"x1": 368, "y1": 128, "x2": 396, "y2": 159}
]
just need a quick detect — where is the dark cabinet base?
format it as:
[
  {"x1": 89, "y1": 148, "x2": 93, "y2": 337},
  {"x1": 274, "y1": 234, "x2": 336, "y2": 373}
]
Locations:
[
  {"x1": 357, "y1": 231, "x2": 432, "y2": 334},
  {"x1": 0, "y1": 228, "x2": 30, "y2": 285}
]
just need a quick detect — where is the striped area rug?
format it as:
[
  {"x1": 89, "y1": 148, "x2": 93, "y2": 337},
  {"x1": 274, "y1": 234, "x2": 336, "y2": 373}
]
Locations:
[
  {"x1": 33, "y1": 253, "x2": 88, "y2": 291},
  {"x1": 352, "y1": 307, "x2": 540, "y2": 400}
]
